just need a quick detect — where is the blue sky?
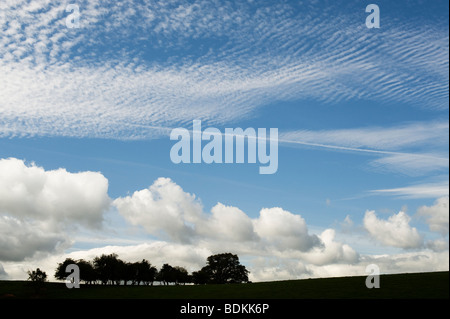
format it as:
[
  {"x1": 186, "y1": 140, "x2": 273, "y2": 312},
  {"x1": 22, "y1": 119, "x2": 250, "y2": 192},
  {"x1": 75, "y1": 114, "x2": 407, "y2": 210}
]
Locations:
[{"x1": 0, "y1": 0, "x2": 448, "y2": 281}]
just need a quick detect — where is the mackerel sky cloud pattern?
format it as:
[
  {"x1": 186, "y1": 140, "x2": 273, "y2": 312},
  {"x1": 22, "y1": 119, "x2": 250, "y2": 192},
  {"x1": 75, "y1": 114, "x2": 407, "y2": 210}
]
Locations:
[{"x1": 0, "y1": 0, "x2": 448, "y2": 139}]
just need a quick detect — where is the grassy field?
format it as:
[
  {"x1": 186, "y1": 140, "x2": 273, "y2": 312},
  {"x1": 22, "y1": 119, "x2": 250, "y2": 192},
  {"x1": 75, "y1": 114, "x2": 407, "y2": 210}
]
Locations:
[{"x1": 0, "y1": 271, "x2": 448, "y2": 299}]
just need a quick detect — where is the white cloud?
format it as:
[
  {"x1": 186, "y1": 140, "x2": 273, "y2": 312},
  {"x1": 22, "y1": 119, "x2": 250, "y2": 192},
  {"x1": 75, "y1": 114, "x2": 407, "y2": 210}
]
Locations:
[
  {"x1": 113, "y1": 178, "x2": 449, "y2": 279},
  {"x1": 65, "y1": 242, "x2": 211, "y2": 273},
  {"x1": 0, "y1": 241, "x2": 212, "y2": 281},
  {"x1": 0, "y1": 157, "x2": 110, "y2": 261},
  {"x1": 113, "y1": 178, "x2": 369, "y2": 278},
  {"x1": 280, "y1": 122, "x2": 449, "y2": 151},
  {"x1": 0, "y1": 215, "x2": 69, "y2": 261},
  {"x1": 307, "y1": 250, "x2": 449, "y2": 279},
  {"x1": 340, "y1": 215, "x2": 354, "y2": 233},
  {"x1": 247, "y1": 257, "x2": 309, "y2": 282},
  {"x1": 359, "y1": 250, "x2": 449, "y2": 275},
  {"x1": 0, "y1": 158, "x2": 110, "y2": 229},
  {"x1": 363, "y1": 210, "x2": 423, "y2": 249},
  {"x1": 253, "y1": 207, "x2": 321, "y2": 252},
  {"x1": 0, "y1": 173, "x2": 448, "y2": 281},
  {"x1": 198, "y1": 203, "x2": 257, "y2": 242},
  {"x1": 299, "y1": 229, "x2": 359, "y2": 266},
  {"x1": 113, "y1": 177, "x2": 203, "y2": 243},
  {"x1": 417, "y1": 197, "x2": 449, "y2": 236},
  {"x1": 370, "y1": 153, "x2": 449, "y2": 176},
  {"x1": 114, "y1": 179, "x2": 322, "y2": 252},
  {"x1": 280, "y1": 122, "x2": 449, "y2": 176},
  {"x1": 372, "y1": 180, "x2": 449, "y2": 199}
]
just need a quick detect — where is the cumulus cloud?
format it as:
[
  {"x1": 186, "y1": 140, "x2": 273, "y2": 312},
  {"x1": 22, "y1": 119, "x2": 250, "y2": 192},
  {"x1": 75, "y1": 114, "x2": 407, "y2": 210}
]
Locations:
[
  {"x1": 248, "y1": 257, "x2": 309, "y2": 282},
  {"x1": 115, "y1": 178, "x2": 323, "y2": 252},
  {"x1": 360, "y1": 250, "x2": 449, "y2": 275},
  {"x1": 0, "y1": 215, "x2": 69, "y2": 261},
  {"x1": 0, "y1": 157, "x2": 110, "y2": 261},
  {"x1": 0, "y1": 158, "x2": 110, "y2": 229},
  {"x1": 112, "y1": 177, "x2": 369, "y2": 281},
  {"x1": 253, "y1": 207, "x2": 321, "y2": 252},
  {"x1": 299, "y1": 229, "x2": 359, "y2": 266},
  {"x1": 1, "y1": 174, "x2": 448, "y2": 281},
  {"x1": 1, "y1": 169, "x2": 352, "y2": 277},
  {"x1": 306, "y1": 249, "x2": 449, "y2": 279},
  {"x1": 417, "y1": 197, "x2": 449, "y2": 236},
  {"x1": 67, "y1": 242, "x2": 211, "y2": 274},
  {"x1": 363, "y1": 210, "x2": 423, "y2": 249},
  {"x1": 198, "y1": 203, "x2": 257, "y2": 242},
  {"x1": 113, "y1": 177, "x2": 203, "y2": 243},
  {"x1": 0, "y1": 241, "x2": 212, "y2": 281},
  {"x1": 1, "y1": 169, "x2": 447, "y2": 280},
  {"x1": 110, "y1": 179, "x2": 444, "y2": 278}
]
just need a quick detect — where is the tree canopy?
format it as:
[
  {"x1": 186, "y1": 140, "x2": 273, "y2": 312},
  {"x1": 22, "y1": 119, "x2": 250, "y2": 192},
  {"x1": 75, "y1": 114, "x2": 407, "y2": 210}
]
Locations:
[
  {"x1": 27, "y1": 268, "x2": 47, "y2": 283},
  {"x1": 53, "y1": 252, "x2": 249, "y2": 286},
  {"x1": 55, "y1": 255, "x2": 157, "y2": 285},
  {"x1": 199, "y1": 253, "x2": 249, "y2": 284}
]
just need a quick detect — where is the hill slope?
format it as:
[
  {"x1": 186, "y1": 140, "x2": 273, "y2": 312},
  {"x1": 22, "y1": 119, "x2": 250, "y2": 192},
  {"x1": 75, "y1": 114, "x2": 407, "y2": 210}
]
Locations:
[{"x1": 1, "y1": 271, "x2": 448, "y2": 299}]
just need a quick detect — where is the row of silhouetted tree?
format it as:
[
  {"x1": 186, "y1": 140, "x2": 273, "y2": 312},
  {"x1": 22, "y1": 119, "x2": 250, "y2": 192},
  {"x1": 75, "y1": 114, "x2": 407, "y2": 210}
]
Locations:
[{"x1": 54, "y1": 252, "x2": 249, "y2": 286}]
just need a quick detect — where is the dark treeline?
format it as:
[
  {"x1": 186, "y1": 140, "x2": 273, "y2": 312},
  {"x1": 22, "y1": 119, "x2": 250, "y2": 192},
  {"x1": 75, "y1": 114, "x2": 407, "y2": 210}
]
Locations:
[{"x1": 55, "y1": 252, "x2": 249, "y2": 286}]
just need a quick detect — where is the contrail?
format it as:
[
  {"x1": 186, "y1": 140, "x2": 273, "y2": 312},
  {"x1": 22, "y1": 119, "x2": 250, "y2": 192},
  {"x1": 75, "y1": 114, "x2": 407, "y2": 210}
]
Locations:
[
  {"x1": 277, "y1": 137, "x2": 447, "y2": 160},
  {"x1": 120, "y1": 121, "x2": 447, "y2": 162}
]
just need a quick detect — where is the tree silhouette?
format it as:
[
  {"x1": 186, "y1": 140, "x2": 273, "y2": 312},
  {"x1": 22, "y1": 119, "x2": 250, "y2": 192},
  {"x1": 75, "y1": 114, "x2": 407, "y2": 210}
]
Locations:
[
  {"x1": 27, "y1": 268, "x2": 47, "y2": 294},
  {"x1": 136, "y1": 259, "x2": 157, "y2": 285},
  {"x1": 192, "y1": 269, "x2": 209, "y2": 285},
  {"x1": 55, "y1": 256, "x2": 158, "y2": 286},
  {"x1": 77, "y1": 259, "x2": 96, "y2": 285},
  {"x1": 199, "y1": 253, "x2": 249, "y2": 284},
  {"x1": 158, "y1": 263, "x2": 176, "y2": 285},
  {"x1": 53, "y1": 252, "x2": 248, "y2": 287},
  {"x1": 173, "y1": 266, "x2": 190, "y2": 285},
  {"x1": 93, "y1": 253, "x2": 123, "y2": 285},
  {"x1": 55, "y1": 258, "x2": 96, "y2": 285},
  {"x1": 157, "y1": 264, "x2": 190, "y2": 285},
  {"x1": 55, "y1": 258, "x2": 77, "y2": 282},
  {"x1": 27, "y1": 268, "x2": 47, "y2": 283},
  {"x1": 121, "y1": 262, "x2": 135, "y2": 285}
]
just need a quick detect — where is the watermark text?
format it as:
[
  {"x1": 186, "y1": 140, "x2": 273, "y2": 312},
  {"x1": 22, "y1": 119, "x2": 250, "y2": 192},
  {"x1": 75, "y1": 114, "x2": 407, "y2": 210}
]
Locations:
[{"x1": 170, "y1": 120, "x2": 278, "y2": 174}]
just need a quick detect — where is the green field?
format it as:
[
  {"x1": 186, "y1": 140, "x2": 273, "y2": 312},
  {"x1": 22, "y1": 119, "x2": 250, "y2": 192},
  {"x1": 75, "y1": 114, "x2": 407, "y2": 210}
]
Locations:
[{"x1": 0, "y1": 271, "x2": 448, "y2": 299}]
